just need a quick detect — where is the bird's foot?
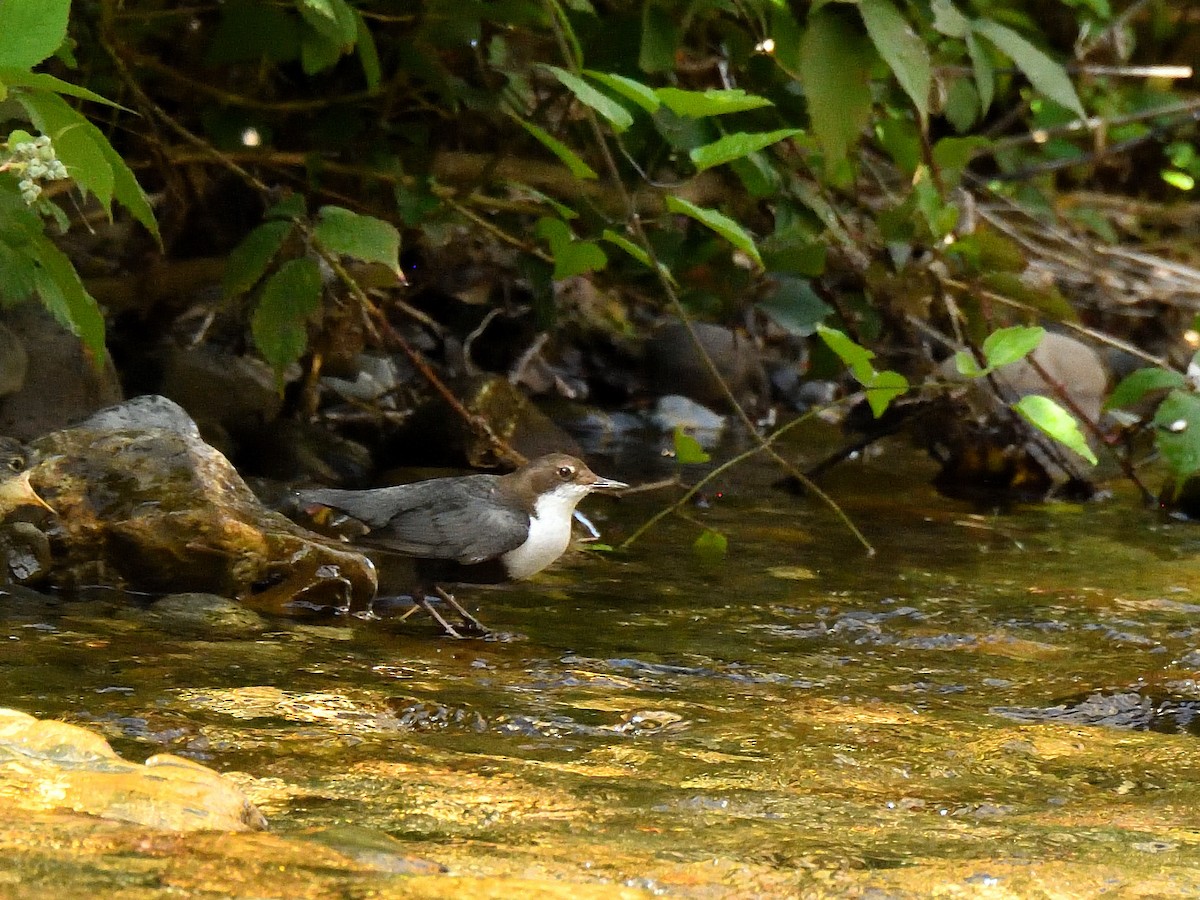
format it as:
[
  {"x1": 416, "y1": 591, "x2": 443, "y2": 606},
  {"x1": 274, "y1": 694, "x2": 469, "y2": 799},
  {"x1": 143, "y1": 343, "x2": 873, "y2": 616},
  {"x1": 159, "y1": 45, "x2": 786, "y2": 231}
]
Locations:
[{"x1": 434, "y1": 587, "x2": 492, "y2": 637}]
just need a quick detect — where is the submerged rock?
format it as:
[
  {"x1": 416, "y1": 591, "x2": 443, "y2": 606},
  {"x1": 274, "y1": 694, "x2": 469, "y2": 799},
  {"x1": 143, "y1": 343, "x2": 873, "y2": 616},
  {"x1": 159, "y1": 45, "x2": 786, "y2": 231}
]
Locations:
[
  {"x1": 0, "y1": 708, "x2": 266, "y2": 831},
  {"x1": 8, "y1": 396, "x2": 377, "y2": 613}
]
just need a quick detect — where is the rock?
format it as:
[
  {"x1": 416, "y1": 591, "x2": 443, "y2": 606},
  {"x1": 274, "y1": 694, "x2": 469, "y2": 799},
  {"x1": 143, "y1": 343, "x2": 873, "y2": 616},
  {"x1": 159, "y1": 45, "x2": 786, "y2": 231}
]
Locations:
[
  {"x1": 648, "y1": 395, "x2": 725, "y2": 447},
  {"x1": 940, "y1": 331, "x2": 1108, "y2": 424},
  {"x1": 158, "y1": 343, "x2": 288, "y2": 447},
  {"x1": 646, "y1": 321, "x2": 769, "y2": 414},
  {"x1": 0, "y1": 321, "x2": 28, "y2": 397},
  {"x1": 396, "y1": 375, "x2": 581, "y2": 467},
  {"x1": 13, "y1": 396, "x2": 377, "y2": 613},
  {"x1": 0, "y1": 708, "x2": 266, "y2": 831},
  {"x1": 0, "y1": 304, "x2": 123, "y2": 441},
  {"x1": 144, "y1": 593, "x2": 269, "y2": 638},
  {"x1": 923, "y1": 332, "x2": 1109, "y2": 500}
]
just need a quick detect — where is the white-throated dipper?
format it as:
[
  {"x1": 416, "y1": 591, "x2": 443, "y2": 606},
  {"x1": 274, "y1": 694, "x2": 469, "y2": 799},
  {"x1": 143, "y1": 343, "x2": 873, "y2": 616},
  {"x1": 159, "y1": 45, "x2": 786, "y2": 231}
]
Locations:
[
  {"x1": 0, "y1": 438, "x2": 53, "y2": 516},
  {"x1": 297, "y1": 453, "x2": 626, "y2": 637}
]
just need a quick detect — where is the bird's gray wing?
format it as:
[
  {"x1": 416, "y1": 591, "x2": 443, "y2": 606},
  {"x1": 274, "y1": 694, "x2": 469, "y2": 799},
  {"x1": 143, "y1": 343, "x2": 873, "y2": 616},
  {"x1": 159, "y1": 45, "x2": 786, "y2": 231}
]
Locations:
[{"x1": 299, "y1": 476, "x2": 529, "y2": 563}]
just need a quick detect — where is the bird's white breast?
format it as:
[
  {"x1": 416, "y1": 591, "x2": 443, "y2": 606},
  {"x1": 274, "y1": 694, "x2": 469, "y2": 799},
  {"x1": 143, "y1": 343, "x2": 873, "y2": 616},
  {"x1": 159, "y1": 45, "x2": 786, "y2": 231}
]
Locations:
[{"x1": 500, "y1": 483, "x2": 590, "y2": 579}]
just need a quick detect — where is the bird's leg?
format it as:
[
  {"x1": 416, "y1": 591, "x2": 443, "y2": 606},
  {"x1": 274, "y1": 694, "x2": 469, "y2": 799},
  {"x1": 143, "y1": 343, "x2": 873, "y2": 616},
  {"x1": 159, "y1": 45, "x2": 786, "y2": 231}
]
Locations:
[
  {"x1": 415, "y1": 594, "x2": 466, "y2": 639},
  {"x1": 434, "y1": 586, "x2": 490, "y2": 635}
]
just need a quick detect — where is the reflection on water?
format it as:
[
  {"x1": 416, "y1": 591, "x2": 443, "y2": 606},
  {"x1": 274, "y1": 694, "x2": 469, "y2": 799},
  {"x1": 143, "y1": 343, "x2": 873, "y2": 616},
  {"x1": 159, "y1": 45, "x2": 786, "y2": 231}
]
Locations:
[{"x1": 5, "y1": 444, "x2": 1200, "y2": 895}]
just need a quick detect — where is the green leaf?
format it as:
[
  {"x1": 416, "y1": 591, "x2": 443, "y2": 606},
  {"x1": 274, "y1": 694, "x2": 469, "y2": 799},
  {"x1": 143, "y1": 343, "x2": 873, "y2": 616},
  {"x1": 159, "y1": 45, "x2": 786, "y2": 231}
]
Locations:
[
  {"x1": 673, "y1": 427, "x2": 711, "y2": 464},
  {"x1": 552, "y1": 240, "x2": 607, "y2": 280},
  {"x1": 665, "y1": 195, "x2": 762, "y2": 267},
  {"x1": 865, "y1": 369, "x2": 909, "y2": 417},
  {"x1": 954, "y1": 327, "x2": 1044, "y2": 377},
  {"x1": 267, "y1": 194, "x2": 308, "y2": 220},
  {"x1": 693, "y1": 529, "x2": 728, "y2": 561},
  {"x1": 0, "y1": 236, "x2": 38, "y2": 305},
  {"x1": 0, "y1": 0, "x2": 70, "y2": 69},
  {"x1": 689, "y1": 129, "x2": 802, "y2": 172},
  {"x1": 859, "y1": 0, "x2": 930, "y2": 123},
  {"x1": 354, "y1": 10, "x2": 381, "y2": 90},
  {"x1": 535, "y1": 217, "x2": 608, "y2": 279},
  {"x1": 930, "y1": 0, "x2": 970, "y2": 38},
  {"x1": 296, "y1": 0, "x2": 357, "y2": 44},
  {"x1": 1105, "y1": 367, "x2": 1187, "y2": 411},
  {"x1": 756, "y1": 275, "x2": 832, "y2": 336},
  {"x1": 799, "y1": 9, "x2": 875, "y2": 171},
  {"x1": 516, "y1": 118, "x2": 598, "y2": 179},
  {"x1": 15, "y1": 92, "x2": 114, "y2": 209},
  {"x1": 301, "y1": 30, "x2": 344, "y2": 74},
  {"x1": 314, "y1": 206, "x2": 401, "y2": 273},
  {"x1": 656, "y1": 87, "x2": 773, "y2": 118},
  {"x1": 965, "y1": 32, "x2": 994, "y2": 114},
  {"x1": 953, "y1": 350, "x2": 987, "y2": 378},
  {"x1": 983, "y1": 325, "x2": 1045, "y2": 369},
  {"x1": 640, "y1": 2, "x2": 679, "y2": 74},
  {"x1": 1162, "y1": 170, "x2": 1195, "y2": 192},
  {"x1": 13, "y1": 90, "x2": 159, "y2": 242},
  {"x1": 601, "y1": 229, "x2": 650, "y2": 267},
  {"x1": 816, "y1": 324, "x2": 876, "y2": 384},
  {"x1": 971, "y1": 19, "x2": 1085, "y2": 118},
  {"x1": 944, "y1": 76, "x2": 979, "y2": 133},
  {"x1": 1154, "y1": 390, "x2": 1200, "y2": 480},
  {"x1": 252, "y1": 257, "x2": 323, "y2": 379},
  {"x1": 0, "y1": 70, "x2": 126, "y2": 110},
  {"x1": 545, "y1": 66, "x2": 633, "y2": 132},
  {"x1": 28, "y1": 233, "x2": 106, "y2": 363},
  {"x1": 1014, "y1": 395, "x2": 1098, "y2": 465},
  {"x1": 223, "y1": 221, "x2": 294, "y2": 298},
  {"x1": 584, "y1": 71, "x2": 661, "y2": 114}
]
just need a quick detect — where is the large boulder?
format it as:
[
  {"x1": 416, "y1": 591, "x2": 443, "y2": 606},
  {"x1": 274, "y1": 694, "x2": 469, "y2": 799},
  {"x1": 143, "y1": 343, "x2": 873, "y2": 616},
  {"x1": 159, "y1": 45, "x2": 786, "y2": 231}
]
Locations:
[{"x1": 10, "y1": 396, "x2": 377, "y2": 613}]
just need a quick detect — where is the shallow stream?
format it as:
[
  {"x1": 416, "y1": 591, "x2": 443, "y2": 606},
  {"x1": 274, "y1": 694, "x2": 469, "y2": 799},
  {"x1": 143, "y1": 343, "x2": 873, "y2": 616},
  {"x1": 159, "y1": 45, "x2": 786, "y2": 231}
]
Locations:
[{"x1": 4, "y1": 436, "x2": 1200, "y2": 897}]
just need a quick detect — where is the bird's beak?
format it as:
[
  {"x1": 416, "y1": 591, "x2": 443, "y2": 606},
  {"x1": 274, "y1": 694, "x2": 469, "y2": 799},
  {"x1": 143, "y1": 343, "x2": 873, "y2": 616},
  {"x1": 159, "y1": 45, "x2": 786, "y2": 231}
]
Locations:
[
  {"x1": 589, "y1": 476, "x2": 628, "y2": 491},
  {"x1": 0, "y1": 470, "x2": 55, "y2": 514}
]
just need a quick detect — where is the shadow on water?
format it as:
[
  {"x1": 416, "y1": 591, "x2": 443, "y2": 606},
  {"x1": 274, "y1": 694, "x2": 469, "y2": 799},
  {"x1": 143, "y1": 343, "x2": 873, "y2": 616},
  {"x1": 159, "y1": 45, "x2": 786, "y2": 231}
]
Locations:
[{"x1": 6, "y1": 438, "x2": 1200, "y2": 894}]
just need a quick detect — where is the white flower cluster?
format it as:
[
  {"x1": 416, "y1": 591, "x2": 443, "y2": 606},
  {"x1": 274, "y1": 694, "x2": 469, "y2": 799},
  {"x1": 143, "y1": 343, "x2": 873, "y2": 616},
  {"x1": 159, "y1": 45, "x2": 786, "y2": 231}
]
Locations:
[{"x1": 9, "y1": 135, "x2": 69, "y2": 205}]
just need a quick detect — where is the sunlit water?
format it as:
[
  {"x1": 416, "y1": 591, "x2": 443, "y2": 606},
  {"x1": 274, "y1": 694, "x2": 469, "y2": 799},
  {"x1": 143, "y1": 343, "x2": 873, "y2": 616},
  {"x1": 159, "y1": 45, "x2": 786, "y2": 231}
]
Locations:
[{"x1": 5, "y1": 437, "x2": 1200, "y2": 896}]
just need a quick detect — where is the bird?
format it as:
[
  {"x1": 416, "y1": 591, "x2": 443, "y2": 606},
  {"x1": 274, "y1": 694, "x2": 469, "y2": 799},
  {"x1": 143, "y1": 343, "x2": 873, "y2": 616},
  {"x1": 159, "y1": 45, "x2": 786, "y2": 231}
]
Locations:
[
  {"x1": 296, "y1": 453, "x2": 626, "y2": 637},
  {"x1": 0, "y1": 438, "x2": 54, "y2": 517}
]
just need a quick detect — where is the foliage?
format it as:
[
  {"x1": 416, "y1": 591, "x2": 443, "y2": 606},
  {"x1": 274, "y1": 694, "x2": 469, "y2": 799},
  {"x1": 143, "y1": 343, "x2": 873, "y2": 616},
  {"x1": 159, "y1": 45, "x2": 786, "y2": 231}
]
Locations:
[
  {"x1": 223, "y1": 199, "x2": 401, "y2": 382},
  {"x1": 0, "y1": 0, "x2": 157, "y2": 363},
  {"x1": 1107, "y1": 359, "x2": 1200, "y2": 483},
  {"x1": 2, "y1": 0, "x2": 1195, "y2": 486}
]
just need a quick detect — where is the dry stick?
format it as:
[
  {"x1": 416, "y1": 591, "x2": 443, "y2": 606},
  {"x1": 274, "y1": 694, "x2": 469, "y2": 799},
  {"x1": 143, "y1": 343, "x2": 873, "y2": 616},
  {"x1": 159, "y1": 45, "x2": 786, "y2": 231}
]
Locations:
[
  {"x1": 101, "y1": 26, "x2": 523, "y2": 469},
  {"x1": 541, "y1": 0, "x2": 873, "y2": 555}
]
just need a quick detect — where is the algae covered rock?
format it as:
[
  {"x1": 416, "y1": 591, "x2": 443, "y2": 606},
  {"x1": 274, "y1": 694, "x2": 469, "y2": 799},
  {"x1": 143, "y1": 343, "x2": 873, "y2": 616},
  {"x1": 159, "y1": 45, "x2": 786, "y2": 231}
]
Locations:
[{"x1": 12, "y1": 396, "x2": 377, "y2": 613}]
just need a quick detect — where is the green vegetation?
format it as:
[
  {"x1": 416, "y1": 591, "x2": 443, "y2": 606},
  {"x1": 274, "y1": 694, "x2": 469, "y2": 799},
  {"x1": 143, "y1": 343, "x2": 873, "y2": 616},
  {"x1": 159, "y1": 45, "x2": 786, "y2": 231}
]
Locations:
[{"x1": 1, "y1": 0, "x2": 1198, "y2": 488}]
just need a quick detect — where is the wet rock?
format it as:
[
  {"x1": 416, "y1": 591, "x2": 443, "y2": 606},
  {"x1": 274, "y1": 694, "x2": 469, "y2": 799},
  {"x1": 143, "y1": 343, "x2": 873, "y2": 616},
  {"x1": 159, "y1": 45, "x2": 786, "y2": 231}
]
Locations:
[
  {"x1": 13, "y1": 396, "x2": 376, "y2": 613},
  {"x1": 144, "y1": 593, "x2": 269, "y2": 638},
  {"x1": 297, "y1": 825, "x2": 446, "y2": 875},
  {"x1": 0, "y1": 321, "x2": 28, "y2": 397},
  {"x1": 910, "y1": 332, "x2": 1110, "y2": 501},
  {"x1": 158, "y1": 343, "x2": 288, "y2": 451},
  {"x1": 0, "y1": 708, "x2": 266, "y2": 831},
  {"x1": 0, "y1": 304, "x2": 123, "y2": 441},
  {"x1": 646, "y1": 321, "x2": 769, "y2": 414},
  {"x1": 398, "y1": 375, "x2": 580, "y2": 467},
  {"x1": 940, "y1": 331, "x2": 1108, "y2": 424},
  {"x1": 649, "y1": 395, "x2": 725, "y2": 447}
]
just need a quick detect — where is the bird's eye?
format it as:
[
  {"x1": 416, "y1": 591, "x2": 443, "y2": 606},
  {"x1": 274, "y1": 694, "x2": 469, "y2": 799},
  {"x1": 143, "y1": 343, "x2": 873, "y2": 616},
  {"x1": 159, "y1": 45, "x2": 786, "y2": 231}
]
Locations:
[
  {"x1": 7, "y1": 456, "x2": 23, "y2": 474},
  {"x1": 557, "y1": 465, "x2": 575, "y2": 480}
]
